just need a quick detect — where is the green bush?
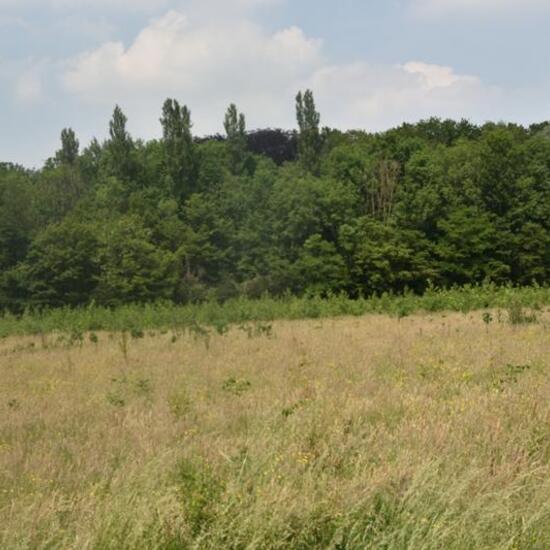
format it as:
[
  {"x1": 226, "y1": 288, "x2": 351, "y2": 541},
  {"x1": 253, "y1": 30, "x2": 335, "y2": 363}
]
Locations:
[{"x1": 0, "y1": 284, "x2": 548, "y2": 338}]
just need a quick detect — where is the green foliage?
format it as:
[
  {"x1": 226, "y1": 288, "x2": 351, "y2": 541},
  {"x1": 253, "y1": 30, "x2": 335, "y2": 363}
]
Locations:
[
  {"x1": 55, "y1": 128, "x2": 80, "y2": 166},
  {"x1": 296, "y1": 89, "x2": 322, "y2": 174},
  {"x1": 482, "y1": 312, "x2": 493, "y2": 326},
  {"x1": 0, "y1": 169, "x2": 36, "y2": 269},
  {"x1": 294, "y1": 234, "x2": 348, "y2": 295},
  {"x1": 94, "y1": 217, "x2": 177, "y2": 306},
  {"x1": 22, "y1": 219, "x2": 100, "y2": 308},
  {"x1": 222, "y1": 377, "x2": 252, "y2": 396},
  {"x1": 0, "y1": 285, "x2": 548, "y2": 338},
  {"x1": 168, "y1": 386, "x2": 192, "y2": 419},
  {"x1": 341, "y1": 218, "x2": 434, "y2": 295},
  {"x1": 106, "y1": 105, "x2": 136, "y2": 182},
  {"x1": 436, "y1": 208, "x2": 511, "y2": 285},
  {"x1": 160, "y1": 98, "x2": 197, "y2": 199},
  {"x1": 175, "y1": 458, "x2": 224, "y2": 537},
  {"x1": 492, "y1": 363, "x2": 534, "y2": 391},
  {"x1": 0, "y1": 99, "x2": 548, "y2": 314},
  {"x1": 224, "y1": 103, "x2": 248, "y2": 174},
  {"x1": 34, "y1": 165, "x2": 87, "y2": 225},
  {"x1": 506, "y1": 299, "x2": 538, "y2": 325}
]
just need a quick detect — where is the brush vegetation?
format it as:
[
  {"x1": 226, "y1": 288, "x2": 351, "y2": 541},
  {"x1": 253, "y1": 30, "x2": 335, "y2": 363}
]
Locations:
[
  {"x1": 1, "y1": 304, "x2": 549, "y2": 548},
  {"x1": 1, "y1": 284, "x2": 549, "y2": 339}
]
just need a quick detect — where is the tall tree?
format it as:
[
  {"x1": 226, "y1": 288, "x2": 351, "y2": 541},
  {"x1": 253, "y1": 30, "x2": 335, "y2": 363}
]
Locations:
[
  {"x1": 296, "y1": 89, "x2": 322, "y2": 175},
  {"x1": 55, "y1": 128, "x2": 79, "y2": 165},
  {"x1": 160, "y1": 98, "x2": 196, "y2": 199},
  {"x1": 224, "y1": 103, "x2": 247, "y2": 174},
  {"x1": 107, "y1": 105, "x2": 135, "y2": 181}
]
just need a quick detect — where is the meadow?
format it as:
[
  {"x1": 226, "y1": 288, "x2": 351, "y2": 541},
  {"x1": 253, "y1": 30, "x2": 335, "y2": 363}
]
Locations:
[{"x1": 1, "y1": 291, "x2": 550, "y2": 548}]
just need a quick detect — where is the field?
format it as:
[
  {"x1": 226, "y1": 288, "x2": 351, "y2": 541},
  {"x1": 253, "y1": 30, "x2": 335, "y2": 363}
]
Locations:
[{"x1": 1, "y1": 304, "x2": 550, "y2": 548}]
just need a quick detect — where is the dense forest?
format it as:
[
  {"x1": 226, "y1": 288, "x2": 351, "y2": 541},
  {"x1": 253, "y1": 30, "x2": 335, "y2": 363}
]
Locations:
[{"x1": 1, "y1": 91, "x2": 549, "y2": 311}]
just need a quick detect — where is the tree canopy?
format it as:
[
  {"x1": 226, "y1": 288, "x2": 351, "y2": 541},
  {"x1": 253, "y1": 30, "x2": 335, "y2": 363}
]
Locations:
[{"x1": 0, "y1": 94, "x2": 548, "y2": 311}]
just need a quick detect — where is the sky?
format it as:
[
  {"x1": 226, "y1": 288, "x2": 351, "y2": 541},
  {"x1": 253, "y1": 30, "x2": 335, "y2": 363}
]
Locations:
[{"x1": 1, "y1": 0, "x2": 549, "y2": 167}]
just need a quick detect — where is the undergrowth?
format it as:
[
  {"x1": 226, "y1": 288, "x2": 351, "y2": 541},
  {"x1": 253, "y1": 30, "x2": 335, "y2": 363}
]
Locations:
[{"x1": 0, "y1": 284, "x2": 548, "y2": 338}]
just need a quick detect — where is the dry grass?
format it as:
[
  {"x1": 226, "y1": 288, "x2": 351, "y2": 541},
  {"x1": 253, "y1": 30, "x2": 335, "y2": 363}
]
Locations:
[{"x1": 1, "y1": 310, "x2": 549, "y2": 549}]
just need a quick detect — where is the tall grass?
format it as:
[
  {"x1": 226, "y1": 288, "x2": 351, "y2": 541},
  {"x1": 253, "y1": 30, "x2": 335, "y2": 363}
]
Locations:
[
  {"x1": 1, "y1": 310, "x2": 549, "y2": 548},
  {"x1": 0, "y1": 284, "x2": 548, "y2": 337}
]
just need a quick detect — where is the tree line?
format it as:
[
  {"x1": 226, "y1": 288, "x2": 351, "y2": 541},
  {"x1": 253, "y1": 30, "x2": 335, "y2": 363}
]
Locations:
[{"x1": 0, "y1": 91, "x2": 549, "y2": 311}]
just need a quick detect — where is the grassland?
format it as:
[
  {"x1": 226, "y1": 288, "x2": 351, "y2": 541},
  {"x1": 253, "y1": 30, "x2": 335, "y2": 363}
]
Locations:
[{"x1": 1, "y1": 305, "x2": 550, "y2": 548}]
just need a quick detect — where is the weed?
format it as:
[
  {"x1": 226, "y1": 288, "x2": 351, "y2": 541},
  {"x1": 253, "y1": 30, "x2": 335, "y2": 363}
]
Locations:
[
  {"x1": 238, "y1": 323, "x2": 254, "y2": 338},
  {"x1": 106, "y1": 391, "x2": 125, "y2": 407},
  {"x1": 130, "y1": 328, "x2": 144, "y2": 339},
  {"x1": 507, "y1": 300, "x2": 537, "y2": 325},
  {"x1": 9, "y1": 342, "x2": 36, "y2": 354},
  {"x1": 238, "y1": 322, "x2": 274, "y2": 339},
  {"x1": 482, "y1": 312, "x2": 493, "y2": 328},
  {"x1": 119, "y1": 331, "x2": 129, "y2": 361},
  {"x1": 212, "y1": 319, "x2": 229, "y2": 336},
  {"x1": 493, "y1": 363, "x2": 533, "y2": 391},
  {"x1": 175, "y1": 458, "x2": 224, "y2": 536},
  {"x1": 254, "y1": 322, "x2": 273, "y2": 338},
  {"x1": 39, "y1": 332, "x2": 48, "y2": 349},
  {"x1": 504, "y1": 363, "x2": 532, "y2": 381},
  {"x1": 68, "y1": 329, "x2": 84, "y2": 348},
  {"x1": 7, "y1": 398, "x2": 20, "y2": 410},
  {"x1": 222, "y1": 377, "x2": 252, "y2": 396},
  {"x1": 188, "y1": 322, "x2": 210, "y2": 350},
  {"x1": 133, "y1": 377, "x2": 153, "y2": 400},
  {"x1": 281, "y1": 399, "x2": 308, "y2": 418},
  {"x1": 168, "y1": 387, "x2": 192, "y2": 419}
]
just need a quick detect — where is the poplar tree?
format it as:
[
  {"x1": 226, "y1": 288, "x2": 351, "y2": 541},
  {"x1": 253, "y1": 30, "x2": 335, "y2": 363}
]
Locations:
[
  {"x1": 296, "y1": 89, "x2": 321, "y2": 175},
  {"x1": 55, "y1": 128, "x2": 79, "y2": 165},
  {"x1": 160, "y1": 98, "x2": 196, "y2": 199},
  {"x1": 107, "y1": 105, "x2": 134, "y2": 181},
  {"x1": 224, "y1": 103, "x2": 247, "y2": 174}
]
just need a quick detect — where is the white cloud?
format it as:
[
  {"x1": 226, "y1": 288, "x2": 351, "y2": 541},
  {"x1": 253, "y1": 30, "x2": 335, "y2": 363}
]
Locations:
[
  {"x1": 15, "y1": 71, "x2": 43, "y2": 103},
  {"x1": 63, "y1": 9, "x2": 321, "y2": 98},
  {"x1": 68, "y1": 7, "x2": 311, "y2": 84},
  {"x1": 3, "y1": 1, "x2": 549, "y2": 168},
  {"x1": 402, "y1": 61, "x2": 476, "y2": 89},
  {"x1": 0, "y1": 0, "x2": 169, "y2": 9},
  {"x1": 62, "y1": 10, "x2": 323, "y2": 134},
  {"x1": 0, "y1": 0, "x2": 276, "y2": 13},
  {"x1": 60, "y1": 8, "x2": 513, "y2": 136},
  {"x1": 309, "y1": 61, "x2": 505, "y2": 131},
  {"x1": 413, "y1": 0, "x2": 550, "y2": 17}
]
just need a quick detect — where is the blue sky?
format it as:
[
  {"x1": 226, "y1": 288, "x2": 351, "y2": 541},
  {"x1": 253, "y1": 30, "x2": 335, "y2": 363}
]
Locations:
[{"x1": 1, "y1": 0, "x2": 549, "y2": 167}]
